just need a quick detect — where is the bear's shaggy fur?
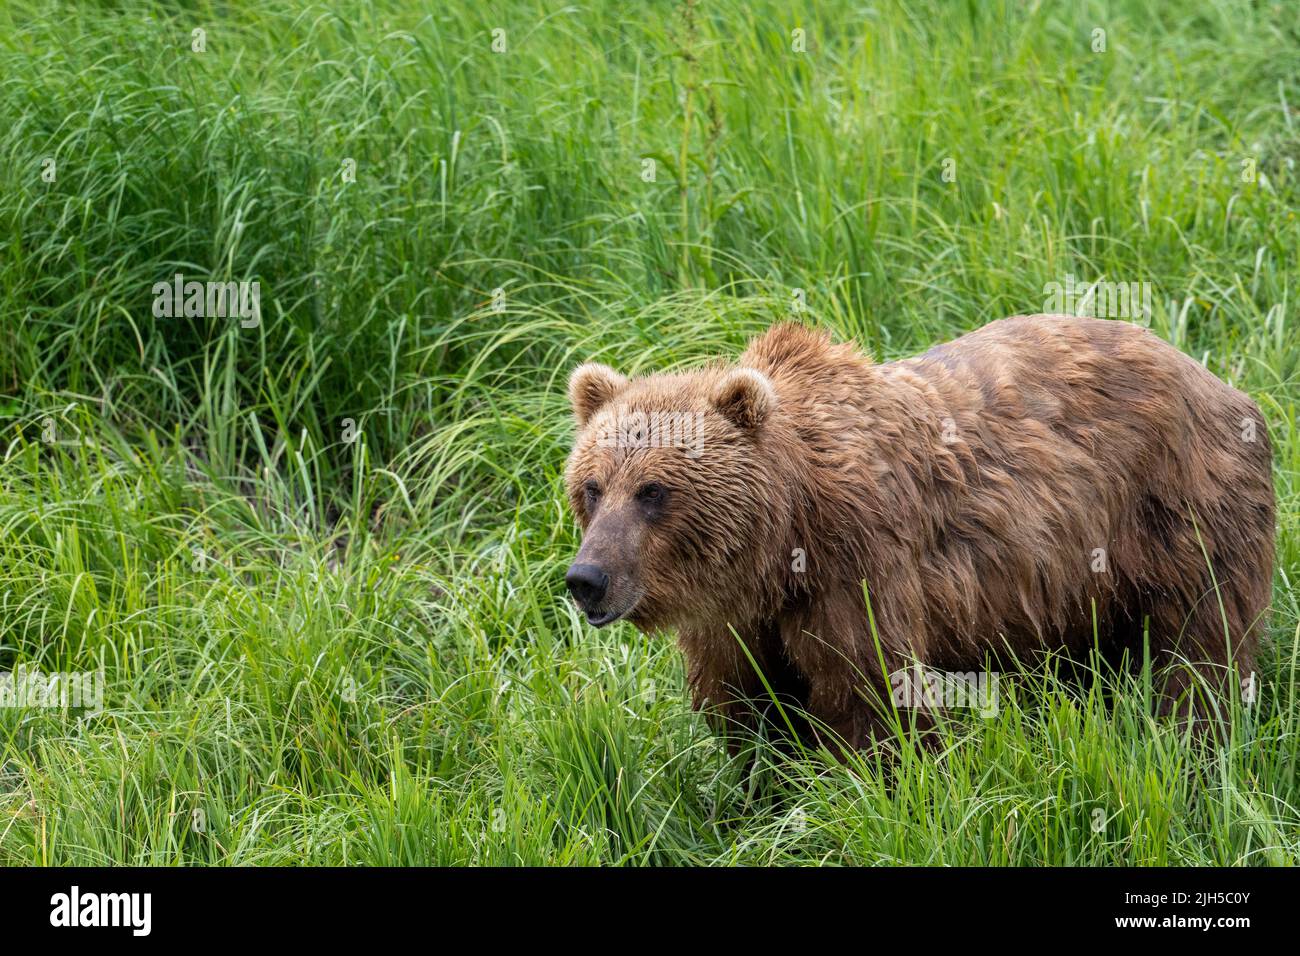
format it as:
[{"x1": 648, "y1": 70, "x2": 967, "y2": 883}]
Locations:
[{"x1": 564, "y1": 316, "x2": 1275, "y2": 752}]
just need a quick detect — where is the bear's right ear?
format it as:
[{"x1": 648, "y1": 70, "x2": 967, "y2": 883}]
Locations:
[{"x1": 568, "y1": 362, "x2": 628, "y2": 427}]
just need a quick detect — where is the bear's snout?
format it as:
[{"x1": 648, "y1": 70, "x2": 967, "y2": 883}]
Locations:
[{"x1": 566, "y1": 563, "x2": 611, "y2": 620}]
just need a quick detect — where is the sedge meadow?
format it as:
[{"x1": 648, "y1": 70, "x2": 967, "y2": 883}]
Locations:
[{"x1": 1, "y1": 0, "x2": 1298, "y2": 865}]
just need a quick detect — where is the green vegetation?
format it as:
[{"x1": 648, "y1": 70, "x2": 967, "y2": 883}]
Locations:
[{"x1": 0, "y1": 0, "x2": 1297, "y2": 864}]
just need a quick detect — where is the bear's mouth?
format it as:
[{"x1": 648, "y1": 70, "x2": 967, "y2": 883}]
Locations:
[{"x1": 578, "y1": 586, "x2": 644, "y2": 629}]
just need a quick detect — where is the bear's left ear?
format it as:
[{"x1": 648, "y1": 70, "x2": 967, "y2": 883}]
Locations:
[
  {"x1": 712, "y1": 368, "x2": 775, "y2": 432},
  {"x1": 569, "y1": 362, "x2": 628, "y2": 427}
]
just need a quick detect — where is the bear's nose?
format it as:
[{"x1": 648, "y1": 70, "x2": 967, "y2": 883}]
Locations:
[{"x1": 565, "y1": 563, "x2": 609, "y2": 611}]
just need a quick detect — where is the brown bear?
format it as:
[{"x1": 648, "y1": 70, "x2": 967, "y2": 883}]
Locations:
[{"x1": 563, "y1": 316, "x2": 1275, "y2": 753}]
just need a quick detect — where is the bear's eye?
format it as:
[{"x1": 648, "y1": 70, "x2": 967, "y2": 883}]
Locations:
[
  {"x1": 636, "y1": 482, "x2": 665, "y2": 503},
  {"x1": 583, "y1": 480, "x2": 602, "y2": 503}
]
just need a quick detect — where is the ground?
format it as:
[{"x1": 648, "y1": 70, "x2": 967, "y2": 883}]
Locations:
[{"x1": 0, "y1": 0, "x2": 1297, "y2": 864}]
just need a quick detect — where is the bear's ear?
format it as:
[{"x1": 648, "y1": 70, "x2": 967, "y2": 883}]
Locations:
[
  {"x1": 568, "y1": 362, "x2": 628, "y2": 427},
  {"x1": 711, "y1": 368, "x2": 775, "y2": 432}
]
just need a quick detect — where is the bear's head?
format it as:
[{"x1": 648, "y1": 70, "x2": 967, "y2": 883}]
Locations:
[{"x1": 563, "y1": 359, "x2": 786, "y2": 631}]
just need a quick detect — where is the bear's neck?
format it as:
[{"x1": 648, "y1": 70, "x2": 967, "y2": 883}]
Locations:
[{"x1": 769, "y1": 365, "x2": 951, "y2": 607}]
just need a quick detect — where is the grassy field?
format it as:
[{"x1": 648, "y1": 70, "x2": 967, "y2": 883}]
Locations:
[{"x1": 0, "y1": 0, "x2": 1297, "y2": 865}]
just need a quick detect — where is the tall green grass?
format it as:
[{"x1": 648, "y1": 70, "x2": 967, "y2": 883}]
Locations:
[{"x1": 0, "y1": 0, "x2": 1297, "y2": 864}]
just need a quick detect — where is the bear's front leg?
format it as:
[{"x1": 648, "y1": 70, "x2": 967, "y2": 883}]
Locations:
[
  {"x1": 777, "y1": 591, "x2": 935, "y2": 756},
  {"x1": 679, "y1": 623, "x2": 813, "y2": 756}
]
